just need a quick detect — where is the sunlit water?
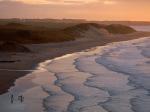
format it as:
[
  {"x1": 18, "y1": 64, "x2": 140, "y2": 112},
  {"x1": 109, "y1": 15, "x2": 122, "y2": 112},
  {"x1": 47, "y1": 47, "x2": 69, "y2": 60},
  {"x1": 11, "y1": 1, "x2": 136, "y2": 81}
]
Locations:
[{"x1": 0, "y1": 26, "x2": 150, "y2": 112}]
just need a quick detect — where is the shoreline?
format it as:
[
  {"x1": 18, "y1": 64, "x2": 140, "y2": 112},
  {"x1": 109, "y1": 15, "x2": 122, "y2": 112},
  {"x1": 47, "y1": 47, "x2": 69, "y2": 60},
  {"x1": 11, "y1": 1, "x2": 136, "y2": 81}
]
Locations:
[{"x1": 0, "y1": 31, "x2": 150, "y2": 95}]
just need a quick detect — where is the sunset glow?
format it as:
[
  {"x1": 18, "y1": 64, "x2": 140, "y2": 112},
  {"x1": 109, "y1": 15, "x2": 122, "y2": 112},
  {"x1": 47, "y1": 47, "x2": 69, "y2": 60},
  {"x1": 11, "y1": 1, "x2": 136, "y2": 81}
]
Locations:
[{"x1": 0, "y1": 0, "x2": 150, "y2": 21}]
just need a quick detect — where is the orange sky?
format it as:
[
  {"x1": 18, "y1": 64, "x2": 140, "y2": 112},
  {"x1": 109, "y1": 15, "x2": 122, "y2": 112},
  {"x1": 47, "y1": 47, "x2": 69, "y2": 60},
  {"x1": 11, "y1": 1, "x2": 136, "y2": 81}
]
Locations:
[{"x1": 0, "y1": 0, "x2": 150, "y2": 21}]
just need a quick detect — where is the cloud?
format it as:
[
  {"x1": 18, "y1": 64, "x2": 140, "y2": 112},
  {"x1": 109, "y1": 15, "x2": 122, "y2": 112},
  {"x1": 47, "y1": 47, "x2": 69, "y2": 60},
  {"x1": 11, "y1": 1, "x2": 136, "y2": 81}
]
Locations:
[
  {"x1": 1, "y1": 0, "x2": 150, "y2": 5},
  {"x1": 0, "y1": 0, "x2": 119, "y2": 5},
  {"x1": 14, "y1": 0, "x2": 51, "y2": 4}
]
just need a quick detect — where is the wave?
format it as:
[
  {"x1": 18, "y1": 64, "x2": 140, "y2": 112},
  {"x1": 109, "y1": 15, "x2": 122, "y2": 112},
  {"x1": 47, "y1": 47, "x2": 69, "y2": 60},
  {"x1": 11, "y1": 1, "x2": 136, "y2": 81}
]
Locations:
[{"x1": 96, "y1": 37, "x2": 150, "y2": 112}]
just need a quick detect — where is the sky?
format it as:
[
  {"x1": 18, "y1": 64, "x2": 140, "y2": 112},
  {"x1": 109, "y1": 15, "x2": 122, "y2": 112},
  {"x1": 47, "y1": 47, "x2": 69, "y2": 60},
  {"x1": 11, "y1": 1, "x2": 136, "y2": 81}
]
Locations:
[{"x1": 0, "y1": 0, "x2": 150, "y2": 21}]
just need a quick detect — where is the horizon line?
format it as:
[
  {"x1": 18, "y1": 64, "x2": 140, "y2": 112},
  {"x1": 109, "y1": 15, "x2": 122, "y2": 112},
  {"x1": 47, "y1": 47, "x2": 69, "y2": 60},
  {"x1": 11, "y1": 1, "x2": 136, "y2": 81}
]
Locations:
[{"x1": 0, "y1": 18, "x2": 150, "y2": 22}]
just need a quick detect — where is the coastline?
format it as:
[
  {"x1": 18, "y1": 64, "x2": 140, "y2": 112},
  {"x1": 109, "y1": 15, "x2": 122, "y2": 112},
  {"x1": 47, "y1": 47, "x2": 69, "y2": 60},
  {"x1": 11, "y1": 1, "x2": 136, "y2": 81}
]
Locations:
[
  {"x1": 0, "y1": 36, "x2": 149, "y2": 112},
  {"x1": 0, "y1": 31, "x2": 150, "y2": 95}
]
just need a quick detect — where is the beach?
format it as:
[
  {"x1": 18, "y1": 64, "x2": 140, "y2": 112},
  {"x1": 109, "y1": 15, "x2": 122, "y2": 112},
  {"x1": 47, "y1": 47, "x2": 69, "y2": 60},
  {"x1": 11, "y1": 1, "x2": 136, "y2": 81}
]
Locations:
[
  {"x1": 0, "y1": 34, "x2": 150, "y2": 112},
  {"x1": 0, "y1": 25, "x2": 150, "y2": 112},
  {"x1": 0, "y1": 0, "x2": 150, "y2": 111}
]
